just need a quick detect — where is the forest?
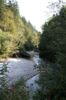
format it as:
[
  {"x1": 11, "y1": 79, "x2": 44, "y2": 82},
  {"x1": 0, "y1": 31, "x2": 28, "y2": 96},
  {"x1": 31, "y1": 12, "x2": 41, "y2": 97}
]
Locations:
[
  {"x1": 0, "y1": 0, "x2": 66, "y2": 100},
  {"x1": 0, "y1": 0, "x2": 40, "y2": 58}
]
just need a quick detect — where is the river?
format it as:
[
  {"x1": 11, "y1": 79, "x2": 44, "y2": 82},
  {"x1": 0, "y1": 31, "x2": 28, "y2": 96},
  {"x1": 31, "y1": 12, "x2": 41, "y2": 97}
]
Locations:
[
  {"x1": 0, "y1": 52, "x2": 41, "y2": 100},
  {"x1": 0, "y1": 52, "x2": 40, "y2": 85}
]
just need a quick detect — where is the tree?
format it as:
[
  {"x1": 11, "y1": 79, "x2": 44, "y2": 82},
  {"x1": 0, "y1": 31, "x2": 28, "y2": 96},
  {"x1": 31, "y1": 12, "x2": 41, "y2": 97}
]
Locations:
[
  {"x1": 32, "y1": 32, "x2": 40, "y2": 49},
  {"x1": 48, "y1": 0, "x2": 66, "y2": 15},
  {"x1": 0, "y1": 0, "x2": 6, "y2": 20},
  {"x1": 8, "y1": 0, "x2": 19, "y2": 16},
  {"x1": 37, "y1": 6, "x2": 66, "y2": 100},
  {"x1": 0, "y1": 0, "x2": 40, "y2": 58},
  {"x1": 21, "y1": 17, "x2": 40, "y2": 51}
]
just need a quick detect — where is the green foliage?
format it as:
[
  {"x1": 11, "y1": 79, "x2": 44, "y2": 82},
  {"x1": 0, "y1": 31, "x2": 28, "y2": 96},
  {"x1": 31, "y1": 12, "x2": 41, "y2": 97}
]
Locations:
[
  {"x1": 0, "y1": 63, "x2": 28, "y2": 100},
  {"x1": 0, "y1": 0, "x2": 5, "y2": 20},
  {"x1": 24, "y1": 37, "x2": 34, "y2": 51},
  {"x1": 0, "y1": 32, "x2": 10, "y2": 57},
  {"x1": 8, "y1": 0, "x2": 19, "y2": 16},
  {"x1": 32, "y1": 32, "x2": 40, "y2": 49},
  {"x1": 39, "y1": 6, "x2": 66, "y2": 63},
  {"x1": 36, "y1": 6, "x2": 66, "y2": 100},
  {"x1": 33, "y1": 62, "x2": 65, "y2": 100},
  {"x1": 21, "y1": 17, "x2": 40, "y2": 51},
  {"x1": 0, "y1": 63, "x2": 8, "y2": 90},
  {"x1": 0, "y1": 32, "x2": 19, "y2": 57},
  {"x1": 0, "y1": 79, "x2": 28, "y2": 100},
  {"x1": 0, "y1": 0, "x2": 40, "y2": 58}
]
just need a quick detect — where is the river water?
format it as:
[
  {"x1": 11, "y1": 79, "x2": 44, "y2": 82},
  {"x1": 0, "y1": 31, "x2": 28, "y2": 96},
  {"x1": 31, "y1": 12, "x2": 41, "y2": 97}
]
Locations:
[
  {"x1": 0, "y1": 53, "x2": 41, "y2": 100},
  {"x1": 0, "y1": 53, "x2": 40, "y2": 85}
]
